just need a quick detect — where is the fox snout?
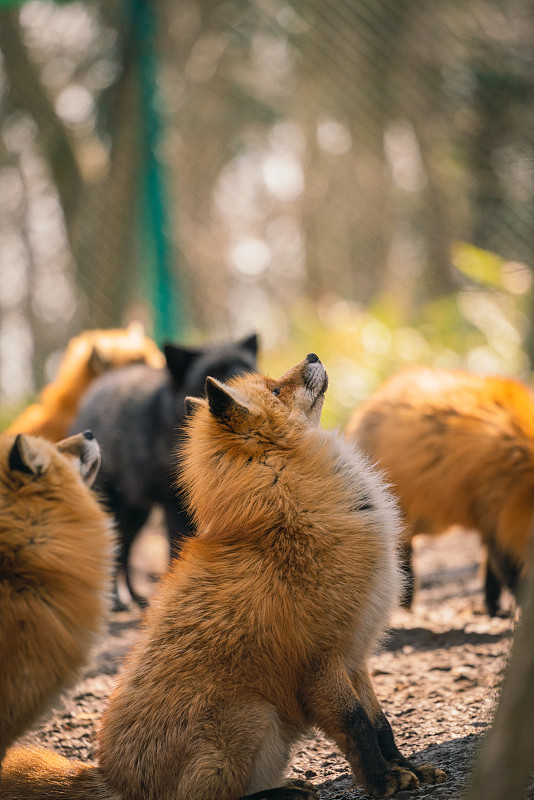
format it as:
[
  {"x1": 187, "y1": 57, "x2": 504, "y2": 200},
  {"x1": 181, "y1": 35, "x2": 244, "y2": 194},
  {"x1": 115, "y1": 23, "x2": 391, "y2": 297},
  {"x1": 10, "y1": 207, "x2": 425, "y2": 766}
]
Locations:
[
  {"x1": 304, "y1": 354, "x2": 329, "y2": 397},
  {"x1": 272, "y1": 354, "x2": 328, "y2": 425},
  {"x1": 278, "y1": 354, "x2": 328, "y2": 396}
]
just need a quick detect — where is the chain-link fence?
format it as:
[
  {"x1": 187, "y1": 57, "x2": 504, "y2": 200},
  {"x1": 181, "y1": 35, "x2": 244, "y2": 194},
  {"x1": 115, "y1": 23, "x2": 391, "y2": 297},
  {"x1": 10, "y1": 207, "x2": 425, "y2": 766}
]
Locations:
[{"x1": 0, "y1": 0, "x2": 533, "y2": 411}]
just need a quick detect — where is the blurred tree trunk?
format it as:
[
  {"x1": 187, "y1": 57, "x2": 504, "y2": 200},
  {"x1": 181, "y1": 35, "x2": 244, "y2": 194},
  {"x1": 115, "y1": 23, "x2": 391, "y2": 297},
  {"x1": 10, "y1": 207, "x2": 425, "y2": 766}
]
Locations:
[
  {"x1": 160, "y1": 0, "x2": 230, "y2": 333},
  {"x1": 71, "y1": 40, "x2": 142, "y2": 330},
  {"x1": 162, "y1": 0, "x2": 283, "y2": 333},
  {"x1": 412, "y1": 122, "x2": 459, "y2": 298},
  {"x1": 465, "y1": 554, "x2": 534, "y2": 800},
  {"x1": 294, "y1": 0, "x2": 412, "y2": 304},
  {"x1": 0, "y1": 8, "x2": 143, "y2": 332},
  {"x1": 0, "y1": 11, "x2": 81, "y2": 239},
  {"x1": 0, "y1": 12, "x2": 82, "y2": 390}
]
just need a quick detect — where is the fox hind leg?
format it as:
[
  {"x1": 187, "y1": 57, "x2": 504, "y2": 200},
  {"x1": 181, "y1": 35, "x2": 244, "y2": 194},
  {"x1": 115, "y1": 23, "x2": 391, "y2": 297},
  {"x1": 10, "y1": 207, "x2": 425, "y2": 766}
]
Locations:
[
  {"x1": 176, "y1": 701, "x2": 294, "y2": 800},
  {"x1": 240, "y1": 709, "x2": 295, "y2": 797},
  {"x1": 484, "y1": 559, "x2": 503, "y2": 617}
]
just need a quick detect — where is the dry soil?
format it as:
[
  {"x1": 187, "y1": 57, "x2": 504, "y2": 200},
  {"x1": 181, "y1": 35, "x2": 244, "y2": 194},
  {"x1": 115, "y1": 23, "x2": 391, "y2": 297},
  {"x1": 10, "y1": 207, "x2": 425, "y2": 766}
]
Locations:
[{"x1": 20, "y1": 524, "x2": 526, "y2": 799}]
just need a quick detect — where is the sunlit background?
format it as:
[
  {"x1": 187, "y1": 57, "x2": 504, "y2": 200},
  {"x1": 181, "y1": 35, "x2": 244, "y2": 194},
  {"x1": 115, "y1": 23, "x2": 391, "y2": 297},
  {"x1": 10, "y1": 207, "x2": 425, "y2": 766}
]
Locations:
[{"x1": 0, "y1": 0, "x2": 533, "y2": 428}]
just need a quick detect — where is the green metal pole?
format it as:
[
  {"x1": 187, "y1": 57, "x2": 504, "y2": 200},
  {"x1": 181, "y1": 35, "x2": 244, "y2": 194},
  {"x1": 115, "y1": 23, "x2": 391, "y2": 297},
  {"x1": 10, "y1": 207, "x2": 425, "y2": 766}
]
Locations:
[{"x1": 131, "y1": 0, "x2": 183, "y2": 343}]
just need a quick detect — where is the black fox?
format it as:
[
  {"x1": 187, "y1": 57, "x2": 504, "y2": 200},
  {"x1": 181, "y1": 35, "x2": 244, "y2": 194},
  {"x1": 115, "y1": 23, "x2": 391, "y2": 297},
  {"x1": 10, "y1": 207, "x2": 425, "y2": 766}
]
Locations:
[{"x1": 70, "y1": 334, "x2": 258, "y2": 607}]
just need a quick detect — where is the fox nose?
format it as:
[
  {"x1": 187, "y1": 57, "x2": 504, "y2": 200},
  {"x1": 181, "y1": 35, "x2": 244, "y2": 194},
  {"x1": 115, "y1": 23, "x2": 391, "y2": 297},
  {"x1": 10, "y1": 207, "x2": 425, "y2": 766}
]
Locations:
[
  {"x1": 306, "y1": 353, "x2": 320, "y2": 363},
  {"x1": 83, "y1": 430, "x2": 94, "y2": 440}
]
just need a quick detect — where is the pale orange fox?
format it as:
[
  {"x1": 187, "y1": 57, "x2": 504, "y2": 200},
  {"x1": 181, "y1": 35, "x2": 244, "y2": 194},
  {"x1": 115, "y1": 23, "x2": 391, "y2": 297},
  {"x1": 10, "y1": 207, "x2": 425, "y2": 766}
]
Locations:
[
  {"x1": 6, "y1": 322, "x2": 165, "y2": 442},
  {"x1": 0, "y1": 355, "x2": 445, "y2": 799},
  {"x1": 0, "y1": 431, "x2": 114, "y2": 772},
  {"x1": 346, "y1": 367, "x2": 534, "y2": 615}
]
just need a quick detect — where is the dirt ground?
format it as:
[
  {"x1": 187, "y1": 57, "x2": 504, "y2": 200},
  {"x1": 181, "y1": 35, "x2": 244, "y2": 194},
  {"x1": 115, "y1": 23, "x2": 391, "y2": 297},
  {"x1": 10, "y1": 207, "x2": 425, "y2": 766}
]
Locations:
[{"x1": 21, "y1": 522, "x2": 527, "y2": 799}]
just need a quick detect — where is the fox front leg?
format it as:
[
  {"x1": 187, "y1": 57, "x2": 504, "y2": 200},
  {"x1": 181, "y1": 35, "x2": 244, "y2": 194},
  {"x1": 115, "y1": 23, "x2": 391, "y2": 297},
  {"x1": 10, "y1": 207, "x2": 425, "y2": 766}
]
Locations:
[
  {"x1": 350, "y1": 667, "x2": 447, "y2": 788},
  {"x1": 302, "y1": 658, "x2": 423, "y2": 798}
]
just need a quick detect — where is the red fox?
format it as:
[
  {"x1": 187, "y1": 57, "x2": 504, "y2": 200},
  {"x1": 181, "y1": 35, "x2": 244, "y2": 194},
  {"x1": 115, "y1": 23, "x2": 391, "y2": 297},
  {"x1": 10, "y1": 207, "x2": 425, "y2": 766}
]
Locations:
[
  {"x1": 6, "y1": 322, "x2": 165, "y2": 442},
  {"x1": 0, "y1": 355, "x2": 445, "y2": 799},
  {"x1": 0, "y1": 431, "x2": 114, "y2": 772},
  {"x1": 346, "y1": 367, "x2": 534, "y2": 616}
]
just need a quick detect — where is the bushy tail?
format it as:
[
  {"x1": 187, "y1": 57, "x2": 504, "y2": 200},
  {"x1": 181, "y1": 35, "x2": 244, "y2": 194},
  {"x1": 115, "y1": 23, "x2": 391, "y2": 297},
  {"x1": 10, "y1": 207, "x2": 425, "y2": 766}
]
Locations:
[{"x1": 0, "y1": 746, "x2": 113, "y2": 800}]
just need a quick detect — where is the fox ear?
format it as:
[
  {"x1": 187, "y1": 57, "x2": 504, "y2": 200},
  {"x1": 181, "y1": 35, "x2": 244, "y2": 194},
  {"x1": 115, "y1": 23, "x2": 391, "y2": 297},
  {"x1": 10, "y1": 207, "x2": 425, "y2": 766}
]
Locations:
[
  {"x1": 126, "y1": 320, "x2": 145, "y2": 338},
  {"x1": 88, "y1": 345, "x2": 110, "y2": 375},
  {"x1": 205, "y1": 377, "x2": 251, "y2": 425},
  {"x1": 164, "y1": 344, "x2": 198, "y2": 383},
  {"x1": 184, "y1": 396, "x2": 207, "y2": 417},
  {"x1": 8, "y1": 434, "x2": 51, "y2": 477},
  {"x1": 238, "y1": 332, "x2": 259, "y2": 357}
]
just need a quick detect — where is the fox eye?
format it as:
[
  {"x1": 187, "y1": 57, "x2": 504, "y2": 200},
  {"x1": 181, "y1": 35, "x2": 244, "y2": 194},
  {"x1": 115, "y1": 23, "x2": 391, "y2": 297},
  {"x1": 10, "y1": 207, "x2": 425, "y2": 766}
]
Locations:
[{"x1": 272, "y1": 387, "x2": 280, "y2": 396}]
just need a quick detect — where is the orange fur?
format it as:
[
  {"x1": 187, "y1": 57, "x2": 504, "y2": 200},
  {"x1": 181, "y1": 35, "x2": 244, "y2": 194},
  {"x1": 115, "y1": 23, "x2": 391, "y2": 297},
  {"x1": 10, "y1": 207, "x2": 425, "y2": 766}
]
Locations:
[
  {"x1": 0, "y1": 357, "x2": 445, "y2": 799},
  {"x1": 346, "y1": 367, "x2": 534, "y2": 613},
  {"x1": 6, "y1": 322, "x2": 164, "y2": 442},
  {"x1": 0, "y1": 432, "x2": 114, "y2": 772}
]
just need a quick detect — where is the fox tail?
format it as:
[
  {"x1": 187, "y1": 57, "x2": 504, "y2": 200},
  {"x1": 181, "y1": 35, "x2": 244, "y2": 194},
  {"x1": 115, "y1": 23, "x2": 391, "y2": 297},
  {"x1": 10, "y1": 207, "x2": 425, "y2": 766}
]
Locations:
[{"x1": 0, "y1": 746, "x2": 112, "y2": 800}]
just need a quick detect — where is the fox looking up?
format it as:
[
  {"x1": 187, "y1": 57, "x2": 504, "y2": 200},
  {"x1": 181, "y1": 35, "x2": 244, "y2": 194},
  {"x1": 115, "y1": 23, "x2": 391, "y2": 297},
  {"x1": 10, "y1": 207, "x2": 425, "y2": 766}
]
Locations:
[{"x1": 0, "y1": 355, "x2": 445, "y2": 799}]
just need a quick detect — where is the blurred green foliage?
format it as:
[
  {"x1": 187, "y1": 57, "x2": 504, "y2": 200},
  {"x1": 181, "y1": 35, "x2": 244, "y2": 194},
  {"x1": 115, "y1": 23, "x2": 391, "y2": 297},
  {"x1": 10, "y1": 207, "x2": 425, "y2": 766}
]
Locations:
[
  {"x1": 262, "y1": 242, "x2": 532, "y2": 430},
  {"x1": 1, "y1": 245, "x2": 532, "y2": 436},
  {"x1": 0, "y1": 402, "x2": 28, "y2": 430}
]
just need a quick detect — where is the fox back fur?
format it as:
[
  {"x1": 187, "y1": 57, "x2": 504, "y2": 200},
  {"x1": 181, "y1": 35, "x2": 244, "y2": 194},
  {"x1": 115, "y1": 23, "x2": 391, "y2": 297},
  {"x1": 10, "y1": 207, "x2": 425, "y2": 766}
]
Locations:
[
  {"x1": 346, "y1": 367, "x2": 534, "y2": 615},
  {"x1": 0, "y1": 355, "x2": 445, "y2": 799},
  {"x1": 6, "y1": 322, "x2": 164, "y2": 442},
  {"x1": 0, "y1": 431, "x2": 114, "y2": 771}
]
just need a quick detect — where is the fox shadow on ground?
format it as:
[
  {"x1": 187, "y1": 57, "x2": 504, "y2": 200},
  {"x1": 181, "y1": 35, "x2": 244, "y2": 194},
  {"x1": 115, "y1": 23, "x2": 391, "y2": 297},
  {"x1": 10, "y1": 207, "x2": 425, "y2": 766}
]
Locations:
[{"x1": 383, "y1": 625, "x2": 512, "y2": 654}]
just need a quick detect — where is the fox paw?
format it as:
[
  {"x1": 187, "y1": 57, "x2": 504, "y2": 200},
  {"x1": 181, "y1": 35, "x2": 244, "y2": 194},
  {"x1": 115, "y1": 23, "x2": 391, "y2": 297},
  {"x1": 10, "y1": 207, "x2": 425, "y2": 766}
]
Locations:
[
  {"x1": 243, "y1": 779, "x2": 318, "y2": 800},
  {"x1": 282, "y1": 779, "x2": 319, "y2": 799},
  {"x1": 373, "y1": 765, "x2": 419, "y2": 798},
  {"x1": 412, "y1": 762, "x2": 447, "y2": 785}
]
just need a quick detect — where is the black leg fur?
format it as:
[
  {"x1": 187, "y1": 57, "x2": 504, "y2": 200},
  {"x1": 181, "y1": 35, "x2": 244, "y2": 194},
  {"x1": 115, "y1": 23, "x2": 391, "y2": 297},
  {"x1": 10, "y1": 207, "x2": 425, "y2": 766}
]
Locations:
[
  {"x1": 374, "y1": 711, "x2": 447, "y2": 788},
  {"x1": 399, "y1": 541, "x2": 415, "y2": 609},
  {"x1": 484, "y1": 559, "x2": 502, "y2": 617},
  {"x1": 242, "y1": 780, "x2": 318, "y2": 800}
]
